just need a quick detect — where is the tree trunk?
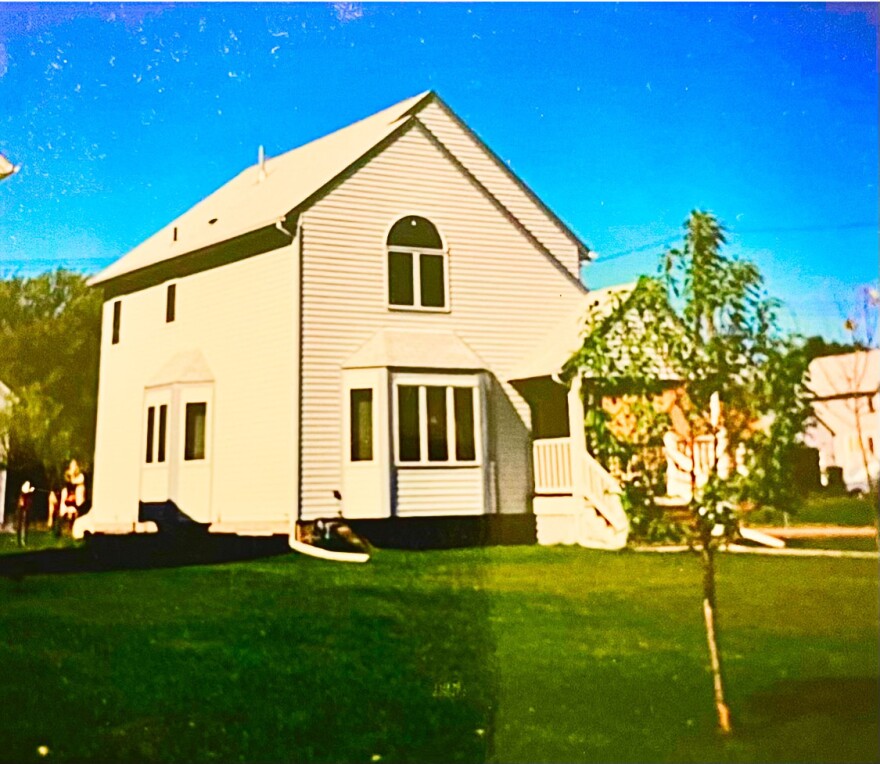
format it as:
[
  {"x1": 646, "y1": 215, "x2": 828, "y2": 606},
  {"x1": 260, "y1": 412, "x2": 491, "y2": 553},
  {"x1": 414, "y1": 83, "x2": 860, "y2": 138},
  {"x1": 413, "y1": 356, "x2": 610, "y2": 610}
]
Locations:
[
  {"x1": 851, "y1": 399, "x2": 879, "y2": 550},
  {"x1": 701, "y1": 544, "x2": 732, "y2": 734}
]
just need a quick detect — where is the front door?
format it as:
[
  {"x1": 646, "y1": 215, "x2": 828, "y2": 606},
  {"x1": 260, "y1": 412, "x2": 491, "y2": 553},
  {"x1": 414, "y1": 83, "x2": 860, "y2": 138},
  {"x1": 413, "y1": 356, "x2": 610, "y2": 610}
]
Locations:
[{"x1": 140, "y1": 387, "x2": 172, "y2": 503}]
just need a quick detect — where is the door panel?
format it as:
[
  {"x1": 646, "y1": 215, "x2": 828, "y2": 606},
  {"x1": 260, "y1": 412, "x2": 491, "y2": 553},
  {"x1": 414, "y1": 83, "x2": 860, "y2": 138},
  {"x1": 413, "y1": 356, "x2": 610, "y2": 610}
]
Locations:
[{"x1": 140, "y1": 388, "x2": 173, "y2": 503}]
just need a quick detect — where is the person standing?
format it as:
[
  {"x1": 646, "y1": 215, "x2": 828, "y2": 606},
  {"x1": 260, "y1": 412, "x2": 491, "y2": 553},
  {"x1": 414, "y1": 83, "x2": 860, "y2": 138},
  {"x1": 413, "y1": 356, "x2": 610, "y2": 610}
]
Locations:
[
  {"x1": 58, "y1": 460, "x2": 86, "y2": 537},
  {"x1": 16, "y1": 481, "x2": 35, "y2": 547}
]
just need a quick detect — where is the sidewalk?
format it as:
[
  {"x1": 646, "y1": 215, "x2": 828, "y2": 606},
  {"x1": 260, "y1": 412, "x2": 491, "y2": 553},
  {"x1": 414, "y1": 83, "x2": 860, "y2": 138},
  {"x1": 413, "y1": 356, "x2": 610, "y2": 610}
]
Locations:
[{"x1": 747, "y1": 525, "x2": 877, "y2": 539}]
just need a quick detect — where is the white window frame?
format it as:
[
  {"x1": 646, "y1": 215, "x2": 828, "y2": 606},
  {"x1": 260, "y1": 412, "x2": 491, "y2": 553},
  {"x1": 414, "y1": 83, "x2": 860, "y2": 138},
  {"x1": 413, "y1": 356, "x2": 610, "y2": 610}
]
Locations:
[
  {"x1": 386, "y1": 245, "x2": 451, "y2": 313},
  {"x1": 392, "y1": 373, "x2": 482, "y2": 467}
]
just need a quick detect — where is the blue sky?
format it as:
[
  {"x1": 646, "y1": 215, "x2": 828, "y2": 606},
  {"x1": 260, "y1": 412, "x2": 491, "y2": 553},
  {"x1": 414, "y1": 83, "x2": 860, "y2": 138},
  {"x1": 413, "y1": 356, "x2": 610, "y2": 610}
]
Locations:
[{"x1": 0, "y1": 2, "x2": 876, "y2": 339}]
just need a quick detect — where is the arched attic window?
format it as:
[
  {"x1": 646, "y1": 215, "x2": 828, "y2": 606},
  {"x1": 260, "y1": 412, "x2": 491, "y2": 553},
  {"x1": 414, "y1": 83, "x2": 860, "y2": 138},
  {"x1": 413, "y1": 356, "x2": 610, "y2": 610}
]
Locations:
[{"x1": 387, "y1": 216, "x2": 448, "y2": 310}]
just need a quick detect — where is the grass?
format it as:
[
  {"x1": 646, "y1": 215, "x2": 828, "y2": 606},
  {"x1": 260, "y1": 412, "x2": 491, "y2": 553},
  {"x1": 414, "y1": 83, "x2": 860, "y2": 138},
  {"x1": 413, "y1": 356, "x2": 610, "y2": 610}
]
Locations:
[
  {"x1": 0, "y1": 539, "x2": 877, "y2": 763},
  {"x1": 0, "y1": 527, "x2": 82, "y2": 555},
  {"x1": 745, "y1": 493, "x2": 879, "y2": 528}
]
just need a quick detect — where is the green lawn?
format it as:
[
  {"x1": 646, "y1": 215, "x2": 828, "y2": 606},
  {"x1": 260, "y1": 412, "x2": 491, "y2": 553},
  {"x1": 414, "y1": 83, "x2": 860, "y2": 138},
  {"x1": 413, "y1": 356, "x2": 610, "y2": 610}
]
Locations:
[
  {"x1": 0, "y1": 541, "x2": 877, "y2": 763},
  {"x1": 745, "y1": 493, "x2": 879, "y2": 528}
]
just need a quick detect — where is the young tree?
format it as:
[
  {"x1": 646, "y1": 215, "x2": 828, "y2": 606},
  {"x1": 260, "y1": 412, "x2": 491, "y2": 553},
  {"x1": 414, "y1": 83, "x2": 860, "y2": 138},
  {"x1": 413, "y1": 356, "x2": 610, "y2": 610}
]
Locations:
[
  {"x1": 570, "y1": 211, "x2": 811, "y2": 734},
  {"x1": 840, "y1": 284, "x2": 879, "y2": 497}
]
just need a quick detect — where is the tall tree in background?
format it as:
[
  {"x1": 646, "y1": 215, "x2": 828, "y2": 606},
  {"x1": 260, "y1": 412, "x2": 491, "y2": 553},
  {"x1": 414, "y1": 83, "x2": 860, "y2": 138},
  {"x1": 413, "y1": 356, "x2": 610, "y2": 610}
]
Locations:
[
  {"x1": 571, "y1": 211, "x2": 811, "y2": 734},
  {"x1": 0, "y1": 270, "x2": 102, "y2": 497}
]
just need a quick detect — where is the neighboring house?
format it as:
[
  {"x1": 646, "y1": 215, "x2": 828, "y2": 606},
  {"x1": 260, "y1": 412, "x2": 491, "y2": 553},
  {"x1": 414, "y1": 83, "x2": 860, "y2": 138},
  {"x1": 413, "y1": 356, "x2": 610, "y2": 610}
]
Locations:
[
  {"x1": 75, "y1": 91, "x2": 633, "y2": 549},
  {"x1": 805, "y1": 349, "x2": 880, "y2": 493},
  {"x1": 0, "y1": 379, "x2": 9, "y2": 526}
]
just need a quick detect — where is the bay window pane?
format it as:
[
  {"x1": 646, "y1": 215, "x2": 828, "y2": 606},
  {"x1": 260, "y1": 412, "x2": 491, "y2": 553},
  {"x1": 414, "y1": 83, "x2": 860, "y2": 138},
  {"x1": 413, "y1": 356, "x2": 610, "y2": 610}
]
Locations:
[
  {"x1": 398, "y1": 385, "x2": 420, "y2": 461},
  {"x1": 145, "y1": 406, "x2": 155, "y2": 463},
  {"x1": 184, "y1": 402, "x2": 207, "y2": 461},
  {"x1": 426, "y1": 386, "x2": 448, "y2": 461},
  {"x1": 454, "y1": 387, "x2": 476, "y2": 461},
  {"x1": 157, "y1": 404, "x2": 167, "y2": 463},
  {"x1": 350, "y1": 389, "x2": 373, "y2": 462},
  {"x1": 389, "y1": 251, "x2": 414, "y2": 306},
  {"x1": 420, "y1": 253, "x2": 445, "y2": 308}
]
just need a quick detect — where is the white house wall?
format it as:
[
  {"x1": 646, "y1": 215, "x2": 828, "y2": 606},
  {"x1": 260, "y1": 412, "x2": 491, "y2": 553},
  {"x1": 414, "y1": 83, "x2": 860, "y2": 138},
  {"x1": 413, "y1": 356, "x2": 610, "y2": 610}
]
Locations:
[
  {"x1": 299, "y1": 125, "x2": 587, "y2": 520},
  {"x1": 417, "y1": 101, "x2": 582, "y2": 279},
  {"x1": 396, "y1": 468, "x2": 484, "y2": 517},
  {"x1": 809, "y1": 395, "x2": 879, "y2": 491},
  {"x1": 90, "y1": 242, "x2": 299, "y2": 530}
]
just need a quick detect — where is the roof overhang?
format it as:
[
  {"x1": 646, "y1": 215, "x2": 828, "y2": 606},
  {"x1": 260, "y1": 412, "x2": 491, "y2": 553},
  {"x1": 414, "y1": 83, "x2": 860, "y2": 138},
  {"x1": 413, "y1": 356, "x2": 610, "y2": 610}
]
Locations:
[{"x1": 343, "y1": 329, "x2": 487, "y2": 371}]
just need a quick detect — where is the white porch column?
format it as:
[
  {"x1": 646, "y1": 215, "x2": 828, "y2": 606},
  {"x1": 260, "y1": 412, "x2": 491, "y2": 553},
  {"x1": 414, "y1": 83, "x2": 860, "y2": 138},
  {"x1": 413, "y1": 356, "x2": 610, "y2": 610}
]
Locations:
[{"x1": 567, "y1": 374, "x2": 587, "y2": 494}]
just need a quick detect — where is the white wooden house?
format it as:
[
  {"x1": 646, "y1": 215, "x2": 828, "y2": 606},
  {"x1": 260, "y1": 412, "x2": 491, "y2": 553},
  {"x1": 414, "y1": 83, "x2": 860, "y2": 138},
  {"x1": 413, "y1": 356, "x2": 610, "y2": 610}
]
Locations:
[
  {"x1": 75, "y1": 91, "x2": 630, "y2": 549},
  {"x1": 806, "y1": 350, "x2": 879, "y2": 492}
]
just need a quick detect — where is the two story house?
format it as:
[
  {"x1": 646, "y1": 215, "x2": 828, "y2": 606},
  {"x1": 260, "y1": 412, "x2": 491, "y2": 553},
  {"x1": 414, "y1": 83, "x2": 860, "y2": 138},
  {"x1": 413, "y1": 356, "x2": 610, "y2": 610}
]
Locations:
[{"x1": 75, "y1": 91, "x2": 630, "y2": 549}]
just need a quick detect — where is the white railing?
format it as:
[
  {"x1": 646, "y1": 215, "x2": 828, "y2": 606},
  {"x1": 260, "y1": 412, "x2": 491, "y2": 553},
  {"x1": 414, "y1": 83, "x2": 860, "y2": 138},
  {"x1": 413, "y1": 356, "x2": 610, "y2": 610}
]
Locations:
[
  {"x1": 581, "y1": 449, "x2": 628, "y2": 532},
  {"x1": 533, "y1": 437, "x2": 572, "y2": 494},
  {"x1": 665, "y1": 433, "x2": 726, "y2": 499},
  {"x1": 533, "y1": 437, "x2": 628, "y2": 532}
]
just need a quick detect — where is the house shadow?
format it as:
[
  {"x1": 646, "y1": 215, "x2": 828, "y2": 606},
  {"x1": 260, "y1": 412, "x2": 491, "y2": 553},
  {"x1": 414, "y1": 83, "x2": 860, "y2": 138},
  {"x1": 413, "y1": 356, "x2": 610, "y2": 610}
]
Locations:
[{"x1": 0, "y1": 528, "x2": 291, "y2": 579}]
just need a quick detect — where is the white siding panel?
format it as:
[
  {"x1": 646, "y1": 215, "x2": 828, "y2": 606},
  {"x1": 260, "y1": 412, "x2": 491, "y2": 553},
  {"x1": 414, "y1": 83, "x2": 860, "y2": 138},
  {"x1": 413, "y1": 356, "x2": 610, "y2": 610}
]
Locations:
[
  {"x1": 90, "y1": 242, "x2": 299, "y2": 530},
  {"x1": 418, "y1": 101, "x2": 581, "y2": 279},
  {"x1": 396, "y1": 468, "x2": 484, "y2": 517},
  {"x1": 300, "y1": 127, "x2": 586, "y2": 519}
]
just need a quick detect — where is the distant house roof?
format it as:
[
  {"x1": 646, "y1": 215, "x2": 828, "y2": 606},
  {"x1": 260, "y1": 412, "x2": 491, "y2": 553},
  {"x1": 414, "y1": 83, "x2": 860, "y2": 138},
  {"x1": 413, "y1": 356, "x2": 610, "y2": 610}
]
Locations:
[
  {"x1": 90, "y1": 91, "x2": 590, "y2": 288},
  {"x1": 508, "y1": 283, "x2": 636, "y2": 381},
  {"x1": 343, "y1": 329, "x2": 487, "y2": 371},
  {"x1": 808, "y1": 349, "x2": 880, "y2": 400}
]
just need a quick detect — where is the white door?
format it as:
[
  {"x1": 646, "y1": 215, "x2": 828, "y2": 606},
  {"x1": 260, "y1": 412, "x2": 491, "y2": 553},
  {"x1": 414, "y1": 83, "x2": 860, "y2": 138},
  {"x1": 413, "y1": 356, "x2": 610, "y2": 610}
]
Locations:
[
  {"x1": 342, "y1": 368, "x2": 391, "y2": 519},
  {"x1": 140, "y1": 387, "x2": 173, "y2": 503},
  {"x1": 172, "y1": 384, "x2": 214, "y2": 523}
]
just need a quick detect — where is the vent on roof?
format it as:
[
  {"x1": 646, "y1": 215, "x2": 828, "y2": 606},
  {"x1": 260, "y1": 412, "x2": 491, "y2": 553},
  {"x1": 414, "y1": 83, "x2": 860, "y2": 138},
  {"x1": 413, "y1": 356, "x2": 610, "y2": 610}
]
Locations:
[
  {"x1": 208, "y1": 218, "x2": 218, "y2": 225},
  {"x1": 258, "y1": 144, "x2": 267, "y2": 182},
  {"x1": 173, "y1": 226, "x2": 178, "y2": 242}
]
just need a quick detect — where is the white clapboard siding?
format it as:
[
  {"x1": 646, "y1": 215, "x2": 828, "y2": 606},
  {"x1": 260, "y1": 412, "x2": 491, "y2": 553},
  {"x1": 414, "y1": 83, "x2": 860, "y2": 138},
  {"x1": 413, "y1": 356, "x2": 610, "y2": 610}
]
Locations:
[
  {"x1": 395, "y1": 468, "x2": 484, "y2": 517},
  {"x1": 418, "y1": 100, "x2": 581, "y2": 279},
  {"x1": 300, "y1": 126, "x2": 587, "y2": 519},
  {"x1": 90, "y1": 242, "x2": 299, "y2": 529}
]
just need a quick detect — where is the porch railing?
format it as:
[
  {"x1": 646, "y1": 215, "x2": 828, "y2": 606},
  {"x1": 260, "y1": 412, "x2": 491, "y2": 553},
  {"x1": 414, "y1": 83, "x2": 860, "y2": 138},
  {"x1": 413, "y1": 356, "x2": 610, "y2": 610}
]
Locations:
[
  {"x1": 533, "y1": 437, "x2": 572, "y2": 494},
  {"x1": 533, "y1": 436, "x2": 628, "y2": 532}
]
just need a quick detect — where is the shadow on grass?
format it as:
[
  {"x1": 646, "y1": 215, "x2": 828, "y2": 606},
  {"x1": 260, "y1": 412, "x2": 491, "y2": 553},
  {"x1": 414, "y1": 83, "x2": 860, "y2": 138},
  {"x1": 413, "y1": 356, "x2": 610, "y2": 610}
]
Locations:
[
  {"x1": 0, "y1": 530, "x2": 291, "y2": 579},
  {"x1": 0, "y1": 535, "x2": 499, "y2": 762},
  {"x1": 735, "y1": 676, "x2": 880, "y2": 763},
  {"x1": 744, "y1": 676, "x2": 879, "y2": 721}
]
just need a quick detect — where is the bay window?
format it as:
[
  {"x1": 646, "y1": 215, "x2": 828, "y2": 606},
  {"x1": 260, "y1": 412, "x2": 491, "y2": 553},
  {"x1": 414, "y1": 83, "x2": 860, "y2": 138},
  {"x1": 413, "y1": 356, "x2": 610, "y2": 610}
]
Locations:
[{"x1": 394, "y1": 375, "x2": 480, "y2": 465}]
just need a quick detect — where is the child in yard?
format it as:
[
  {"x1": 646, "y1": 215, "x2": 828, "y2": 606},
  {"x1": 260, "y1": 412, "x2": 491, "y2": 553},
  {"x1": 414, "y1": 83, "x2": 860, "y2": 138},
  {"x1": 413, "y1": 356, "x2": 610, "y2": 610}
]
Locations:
[{"x1": 58, "y1": 460, "x2": 86, "y2": 536}]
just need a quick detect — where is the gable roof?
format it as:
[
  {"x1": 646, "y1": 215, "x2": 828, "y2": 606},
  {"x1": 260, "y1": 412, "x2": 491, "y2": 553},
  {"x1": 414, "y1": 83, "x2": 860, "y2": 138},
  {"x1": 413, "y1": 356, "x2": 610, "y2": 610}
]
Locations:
[
  {"x1": 90, "y1": 91, "x2": 590, "y2": 288},
  {"x1": 808, "y1": 349, "x2": 880, "y2": 400}
]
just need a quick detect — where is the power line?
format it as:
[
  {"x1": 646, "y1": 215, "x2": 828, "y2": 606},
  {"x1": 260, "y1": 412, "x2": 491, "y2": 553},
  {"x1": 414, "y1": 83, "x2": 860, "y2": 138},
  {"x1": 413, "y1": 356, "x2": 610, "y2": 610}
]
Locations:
[{"x1": 595, "y1": 221, "x2": 878, "y2": 263}]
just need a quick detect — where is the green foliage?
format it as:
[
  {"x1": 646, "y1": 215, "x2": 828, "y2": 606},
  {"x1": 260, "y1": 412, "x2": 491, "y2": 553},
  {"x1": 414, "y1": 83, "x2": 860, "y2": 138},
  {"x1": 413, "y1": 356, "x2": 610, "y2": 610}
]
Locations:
[
  {"x1": 0, "y1": 270, "x2": 102, "y2": 484},
  {"x1": 571, "y1": 211, "x2": 812, "y2": 546},
  {"x1": 620, "y1": 473, "x2": 686, "y2": 544}
]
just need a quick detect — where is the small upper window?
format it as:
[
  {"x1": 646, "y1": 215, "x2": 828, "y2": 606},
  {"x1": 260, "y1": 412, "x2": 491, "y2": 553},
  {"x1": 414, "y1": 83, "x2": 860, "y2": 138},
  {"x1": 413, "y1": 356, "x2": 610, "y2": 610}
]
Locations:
[
  {"x1": 112, "y1": 301, "x2": 121, "y2": 345},
  {"x1": 166, "y1": 284, "x2": 176, "y2": 323},
  {"x1": 387, "y1": 216, "x2": 447, "y2": 310}
]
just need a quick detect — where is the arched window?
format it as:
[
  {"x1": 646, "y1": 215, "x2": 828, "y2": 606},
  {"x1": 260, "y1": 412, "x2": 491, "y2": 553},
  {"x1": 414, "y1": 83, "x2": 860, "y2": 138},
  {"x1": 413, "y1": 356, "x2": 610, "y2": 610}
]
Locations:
[{"x1": 387, "y1": 216, "x2": 447, "y2": 310}]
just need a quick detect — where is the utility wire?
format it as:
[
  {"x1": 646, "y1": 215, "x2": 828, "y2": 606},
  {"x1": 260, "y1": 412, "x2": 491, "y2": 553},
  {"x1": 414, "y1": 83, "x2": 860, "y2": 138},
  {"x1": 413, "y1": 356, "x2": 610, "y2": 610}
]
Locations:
[{"x1": 595, "y1": 221, "x2": 878, "y2": 263}]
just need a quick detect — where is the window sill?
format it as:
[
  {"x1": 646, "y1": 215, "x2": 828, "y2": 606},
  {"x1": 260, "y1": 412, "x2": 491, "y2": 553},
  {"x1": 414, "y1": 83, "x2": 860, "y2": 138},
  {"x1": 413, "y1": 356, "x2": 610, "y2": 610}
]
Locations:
[
  {"x1": 387, "y1": 304, "x2": 451, "y2": 315},
  {"x1": 395, "y1": 461, "x2": 481, "y2": 469}
]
